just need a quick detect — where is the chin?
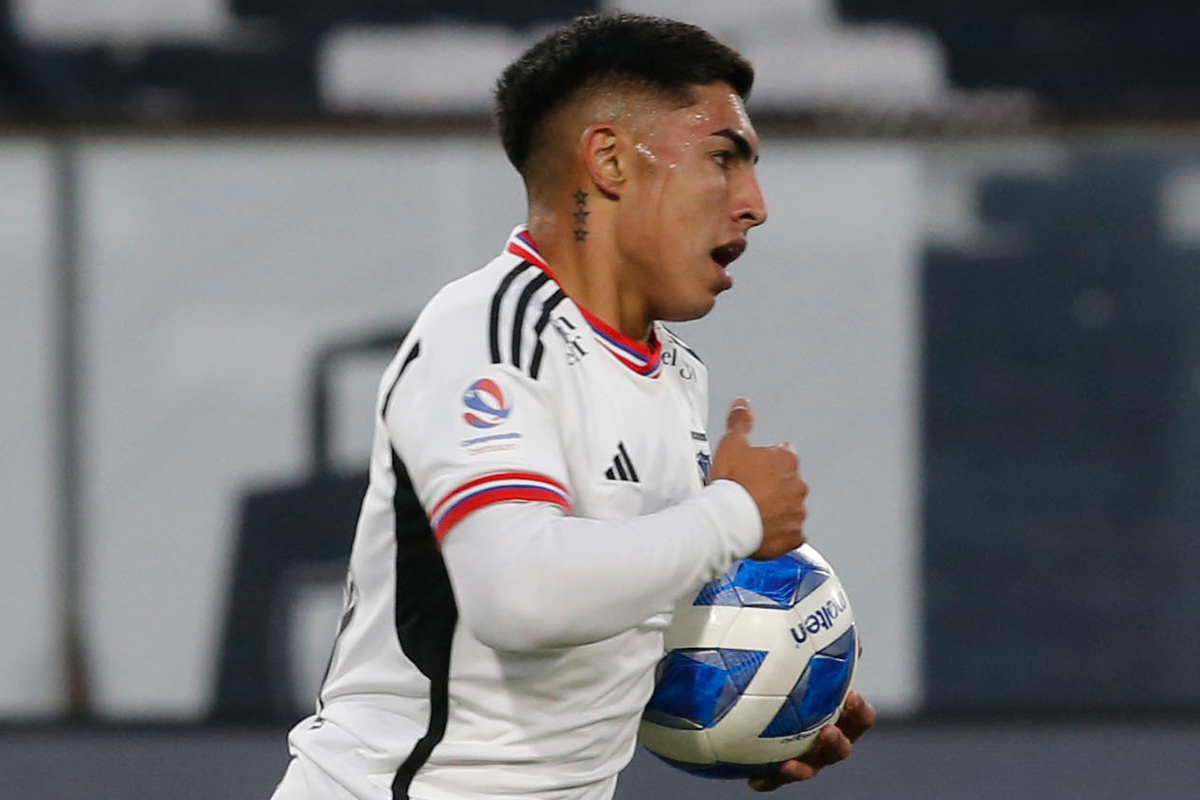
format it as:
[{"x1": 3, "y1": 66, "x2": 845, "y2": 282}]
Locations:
[{"x1": 658, "y1": 295, "x2": 717, "y2": 323}]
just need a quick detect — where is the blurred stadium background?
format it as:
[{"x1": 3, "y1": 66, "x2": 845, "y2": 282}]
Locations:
[{"x1": 3, "y1": 0, "x2": 1200, "y2": 797}]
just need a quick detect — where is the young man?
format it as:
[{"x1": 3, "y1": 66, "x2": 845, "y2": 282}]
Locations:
[{"x1": 271, "y1": 13, "x2": 874, "y2": 800}]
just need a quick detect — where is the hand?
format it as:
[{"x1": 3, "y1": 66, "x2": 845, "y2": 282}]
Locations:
[
  {"x1": 747, "y1": 691, "x2": 876, "y2": 792},
  {"x1": 710, "y1": 398, "x2": 809, "y2": 560}
]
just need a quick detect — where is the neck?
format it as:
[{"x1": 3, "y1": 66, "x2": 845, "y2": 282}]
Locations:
[{"x1": 527, "y1": 193, "x2": 653, "y2": 344}]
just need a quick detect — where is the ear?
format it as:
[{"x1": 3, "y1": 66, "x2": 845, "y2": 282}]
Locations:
[{"x1": 579, "y1": 123, "x2": 624, "y2": 199}]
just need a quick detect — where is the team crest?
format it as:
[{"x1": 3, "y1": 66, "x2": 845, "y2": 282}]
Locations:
[
  {"x1": 696, "y1": 450, "x2": 712, "y2": 485},
  {"x1": 462, "y1": 378, "x2": 511, "y2": 428}
]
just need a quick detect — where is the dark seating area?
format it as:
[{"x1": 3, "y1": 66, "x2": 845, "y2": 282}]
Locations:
[
  {"x1": 922, "y1": 154, "x2": 1200, "y2": 713},
  {"x1": 0, "y1": 0, "x2": 596, "y2": 119},
  {"x1": 230, "y1": 0, "x2": 595, "y2": 29},
  {"x1": 6, "y1": 1, "x2": 1200, "y2": 118},
  {"x1": 839, "y1": 0, "x2": 1200, "y2": 111},
  {"x1": 1, "y1": 35, "x2": 321, "y2": 120}
]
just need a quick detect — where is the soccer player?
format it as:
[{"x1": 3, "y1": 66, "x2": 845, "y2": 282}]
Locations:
[{"x1": 271, "y1": 13, "x2": 874, "y2": 800}]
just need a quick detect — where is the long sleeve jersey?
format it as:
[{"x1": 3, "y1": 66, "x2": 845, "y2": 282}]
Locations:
[{"x1": 276, "y1": 226, "x2": 762, "y2": 800}]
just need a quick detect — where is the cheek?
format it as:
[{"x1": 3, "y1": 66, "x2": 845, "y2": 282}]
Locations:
[{"x1": 680, "y1": 171, "x2": 729, "y2": 219}]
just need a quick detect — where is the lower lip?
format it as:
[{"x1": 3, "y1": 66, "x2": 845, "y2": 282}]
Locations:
[{"x1": 714, "y1": 261, "x2": 733, "y2": 290}]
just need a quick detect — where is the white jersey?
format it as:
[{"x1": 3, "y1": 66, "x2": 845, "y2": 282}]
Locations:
[{"x1": 274, "y1": 226, "x2": 761, "y2": 800}]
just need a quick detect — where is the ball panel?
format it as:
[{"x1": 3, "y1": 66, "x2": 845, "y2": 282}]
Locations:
[
  {"x1": 708, "y1": 695, "x2": 820, "y2": 765},
  {"x1": 694, "y1": 551, "x2": 831, "y2": 610},
  {"x1": 819, "y1": 623, "x2": 856, "y2": 659},
  {"x1": 663, "y1": 604, "x2": 739, "y2": 651},
  {"x1": 795, "y1": 542, "x2": 833, "y2": 571},
  {"x1": 760, "y1": 625, "x2": 857, "y2": 739},
  {"x1": 717, "y1": 606, "x2": 814, "y2": 695},
  {"x1": 793, "y1": 567, "x2": 833, "y2": 600},
  {"x1": 788, "y1": 578, "x2": 853, "y2": 652},
  {"x1": 650, "y1": 754, "x2": 779, "y2": 780},
  {"x1": 720, "y1": 647, "x2": 766, "y2": 695},
  {"x1": 758, "y1": 696, "x2": 808, "y2": 739},
  {"x1": 641, "y1": 648, "x2": 767, "y2": 730},
  {"x1": 795, "y1": 627, "x2": 856, "y2": 729},
  {"x1": 638, "y1": 720, "x2": 717, "y2": 765},
  {"x1": 642, "y1": 650, "x2": 734, "y2": 730},
  {"x1": 730, "y1": 556, "x2": 811, "y2": 609},
  {"x1": 693, "y1": 572, "x2": 740, "y2": 606}
]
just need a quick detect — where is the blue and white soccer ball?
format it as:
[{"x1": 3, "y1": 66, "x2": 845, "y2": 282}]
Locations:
[{"x1": 638, "y1": 544, "x2": 857, "y2": 779}]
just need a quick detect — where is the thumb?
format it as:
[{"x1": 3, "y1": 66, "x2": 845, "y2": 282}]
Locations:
[{"x1": 725, "y1": 397, "x2": 754, "y2": 440}]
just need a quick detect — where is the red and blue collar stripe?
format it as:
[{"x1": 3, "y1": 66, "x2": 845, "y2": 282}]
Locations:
[
  {"x1": 504, "y1": 226, "x2": 664, "y2": 379},
  {"x1": 576, "y1": 305, "x2": 663, "y2": 378},
  {"x1": 507, "y1": 227, "x2": 551, "y2": 273}
]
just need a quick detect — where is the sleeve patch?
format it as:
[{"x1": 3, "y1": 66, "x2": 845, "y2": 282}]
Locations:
[{"x1": 462, "y1": 377, "x2": 512, "y2": 428}]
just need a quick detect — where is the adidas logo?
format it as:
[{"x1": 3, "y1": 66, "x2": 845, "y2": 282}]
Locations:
[{"x1": 604, "y1": 442, "x2": 640, "y2": 483}]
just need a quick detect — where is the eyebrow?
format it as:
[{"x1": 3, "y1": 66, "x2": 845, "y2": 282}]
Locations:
[{"x1": 711, "y1": 128, "x2": 758, "y2": 163}]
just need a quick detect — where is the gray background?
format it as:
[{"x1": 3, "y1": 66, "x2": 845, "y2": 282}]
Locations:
[{"x1": 3, "y1": 722, "x2": 1198, "y2": 800}]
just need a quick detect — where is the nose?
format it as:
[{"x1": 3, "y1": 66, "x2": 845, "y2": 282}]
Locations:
[{"x1": 733, "y1": 169, "x2": 768, "y2": 230}]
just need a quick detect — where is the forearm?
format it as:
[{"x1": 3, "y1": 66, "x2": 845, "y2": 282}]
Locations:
[{"x1": 441, "y1": 480, "x2": 761, "y2": 652}]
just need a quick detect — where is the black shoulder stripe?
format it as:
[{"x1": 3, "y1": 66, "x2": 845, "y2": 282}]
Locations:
[
  {"x1": 529, "y1": 289, "x2": 567, "y2": 380},
  {"x1": 381, "y1": 339, "x2": 421, "y2": 422},
  {"x1": 510, "y1": 272, "x2": 551, "y2": 370},
  {"x1": 489, "y1": 261, "x2": 535, "y2": 364},
  {"x1": 664, "y1": 327, "x2": 704, "y2": 364}
]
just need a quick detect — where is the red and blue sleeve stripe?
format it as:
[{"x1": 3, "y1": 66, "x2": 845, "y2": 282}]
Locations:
[{"x1": 429, "y1": 471, "x2": 572, "y2": 543}]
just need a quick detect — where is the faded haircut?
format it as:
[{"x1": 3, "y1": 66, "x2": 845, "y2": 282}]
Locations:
[{"x1": 495, "y1": 13, "x2": 754, "y2": 178}]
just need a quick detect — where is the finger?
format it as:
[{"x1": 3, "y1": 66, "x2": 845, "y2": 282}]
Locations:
[
  {"x1": 801, "y1": 725, "x2": 852, "y2": 769},
  {"x1": 726, "y1": 397, "x2": 754, "y2": 439},
  {"x1": 836, "y1": 692, "x2": 877, "y2": 742},
  {"x1": 772, "y1": 442, "x2": 799, "y2": 471},
  {"x1": 747, "y1": 775, "x2": 778, "y2": 792},
  {"x1": 779, "y1": 759, "x2": 818, "y2": 781},
  {"x1": 747, "y1": 760, "x2": 816, "y2": 792}
]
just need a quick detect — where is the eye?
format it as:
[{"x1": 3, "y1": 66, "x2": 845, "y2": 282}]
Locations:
[{"x1": 712, "y1": 150, "x2": 733, "y2": 169}]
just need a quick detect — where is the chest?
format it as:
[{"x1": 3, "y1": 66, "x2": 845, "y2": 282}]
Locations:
[{"x1": 560, "y1": 355, "x2": 710, "y2": 520}]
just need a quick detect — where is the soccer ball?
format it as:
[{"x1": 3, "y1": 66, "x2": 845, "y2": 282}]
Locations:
[{"x1": 638, "y1": 544, "x2": 857, "y2": 778}]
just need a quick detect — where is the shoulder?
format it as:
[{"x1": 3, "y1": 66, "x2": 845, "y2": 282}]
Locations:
[
  {"x1": 419, "y1": 256, "x2": 568, "y2": 379},
  {"x1": 380, "y1": 256, "x2": 571, "y2": 420},
  {"x1": 660, "y1": 325, "x2": 708, "y2": 380}
]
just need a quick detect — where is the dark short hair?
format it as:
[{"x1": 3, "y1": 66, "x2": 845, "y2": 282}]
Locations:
[{"x1": 495, "y1": 13, "x2": 754, "y2": 176}]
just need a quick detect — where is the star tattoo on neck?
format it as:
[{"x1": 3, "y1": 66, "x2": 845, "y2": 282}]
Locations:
[{"x1": 572, "y1": 189, "x2": 588, "y2": 242}]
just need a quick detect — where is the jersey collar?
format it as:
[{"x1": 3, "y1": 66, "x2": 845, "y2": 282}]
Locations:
[{"x1": 505, "y1": 225, "x2": 664, "y2": 379}]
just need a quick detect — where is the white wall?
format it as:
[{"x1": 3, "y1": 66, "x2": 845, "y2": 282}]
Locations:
[
  {"x1": 0, "y1": 141, "x2": 63, "y2": 716},
  {"x1": 77, "y1": 136, "x2": 527, "y2": 716},
  {"x1": 2, "y1": 134, "x2": 921, "y2": 718}
]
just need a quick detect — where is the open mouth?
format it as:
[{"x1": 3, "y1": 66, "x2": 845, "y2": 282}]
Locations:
[{"x1": 710, "y1": 241, "x2": 746, "y2": 269}]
